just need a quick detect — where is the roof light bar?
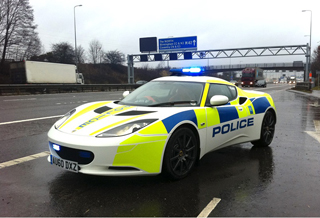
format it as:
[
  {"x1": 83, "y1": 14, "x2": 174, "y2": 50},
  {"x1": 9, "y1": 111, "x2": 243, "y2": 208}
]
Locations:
[{"x1": 182, "y1": 67, "x2": 202, "y2": 73}]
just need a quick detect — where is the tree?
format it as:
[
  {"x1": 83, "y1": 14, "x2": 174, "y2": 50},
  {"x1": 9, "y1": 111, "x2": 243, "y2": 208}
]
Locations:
[
  {"x1": 88, "y1": 39, "x2": 103, "y2": 64},
  {"x1": 0, "y1": 0, "x2": 41, "y2": 73},
  {"x1": 51, "y1": 42, "x2": 75, "y2": 64},
  {"x1": 19, "y1": 34, "x2": 41, "y2": 60},
  {"x1": 311, "y1": 46, "x2": 320, "y2": 78},
  {"x1": 30, "y1": 51, "x2": 54, "y2": 62},
  {"x1": 75, "y1": 45, "x2": 86, "y2": 64},
  {"x1": 103, "y1": 50, "x2": 125, "y2": 65}
]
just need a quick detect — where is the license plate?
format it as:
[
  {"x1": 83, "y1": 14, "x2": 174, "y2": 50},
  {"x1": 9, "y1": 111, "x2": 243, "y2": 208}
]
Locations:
[{"x1": 50, "y1": 155, "x2": 78, "y2": 173}]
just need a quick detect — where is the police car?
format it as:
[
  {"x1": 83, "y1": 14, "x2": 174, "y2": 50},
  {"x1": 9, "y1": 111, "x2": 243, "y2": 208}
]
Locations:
[{"x1": 48, "y1": 69, "x2": 276, "y2": 179}]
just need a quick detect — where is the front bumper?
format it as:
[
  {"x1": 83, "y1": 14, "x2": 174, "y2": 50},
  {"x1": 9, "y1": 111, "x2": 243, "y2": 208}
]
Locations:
[
  {"x1": 47, "y1": 126, "x2": 168, "y2": 176},
  {"x1": 241, "y1": 81, "x2": 254, "y2": 86}
]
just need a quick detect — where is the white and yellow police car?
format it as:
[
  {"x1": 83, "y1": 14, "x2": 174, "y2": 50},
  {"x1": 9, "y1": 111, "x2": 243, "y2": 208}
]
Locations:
[{"x1": 48, "y1": 70, "x2": 276, "y2": 179}]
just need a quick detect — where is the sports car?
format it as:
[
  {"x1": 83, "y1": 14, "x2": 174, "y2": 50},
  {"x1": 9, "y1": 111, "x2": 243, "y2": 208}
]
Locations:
[{"x1": 47, "y1": 74, "x2": 276, "y2": 179}]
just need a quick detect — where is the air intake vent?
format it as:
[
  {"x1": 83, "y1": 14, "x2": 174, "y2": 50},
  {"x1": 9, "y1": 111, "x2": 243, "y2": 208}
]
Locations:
[
  {"x1": 94, "y1": 106, "x2": 112, "y2": 114},
  {"x1": 108, "y1": 166, "x2": 140, "y2": 171}
]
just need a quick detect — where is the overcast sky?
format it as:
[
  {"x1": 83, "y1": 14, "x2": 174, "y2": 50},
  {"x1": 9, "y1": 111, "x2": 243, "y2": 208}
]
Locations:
[{"x1": 29, "y1": 0, "x2": 320, "y2": 68}]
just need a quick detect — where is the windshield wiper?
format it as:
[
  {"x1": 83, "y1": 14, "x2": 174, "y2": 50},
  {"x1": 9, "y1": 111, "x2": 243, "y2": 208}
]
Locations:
[{"x1": 148, "y1": 100, "x2": 197, "y2": 107}]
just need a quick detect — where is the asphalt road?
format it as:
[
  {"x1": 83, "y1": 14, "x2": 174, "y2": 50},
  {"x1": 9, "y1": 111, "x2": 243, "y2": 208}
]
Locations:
[{"x1": 1, "y1": 84, "x2": 320, "y2": 217}]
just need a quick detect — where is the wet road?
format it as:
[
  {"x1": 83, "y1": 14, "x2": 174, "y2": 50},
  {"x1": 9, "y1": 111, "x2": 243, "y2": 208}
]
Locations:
[{"x1": 1, "y1": 84, "x2": 320, "y2": 217}]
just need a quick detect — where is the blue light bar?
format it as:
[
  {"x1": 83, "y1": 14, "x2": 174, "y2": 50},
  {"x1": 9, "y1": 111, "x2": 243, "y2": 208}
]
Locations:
[
  {"x1": 53, "y1": 144, "x2": 60, "y2": 151},
  {"x1": 182, "y1": 67, "x2": 202, "y2": 73},
  {"x1": 190, "y1": 67, "x2": 202, "y2": 73}
]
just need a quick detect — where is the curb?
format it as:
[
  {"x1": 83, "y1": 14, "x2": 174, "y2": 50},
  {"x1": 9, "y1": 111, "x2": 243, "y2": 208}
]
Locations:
[{"x1": 287, "y1": 89, "x2": 320, "y2": 99}]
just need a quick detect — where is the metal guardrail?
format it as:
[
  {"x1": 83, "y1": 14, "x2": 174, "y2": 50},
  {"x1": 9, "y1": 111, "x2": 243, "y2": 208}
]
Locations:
[{"x1": 0, "y1": 84, "x2": 141, "y2": 95}]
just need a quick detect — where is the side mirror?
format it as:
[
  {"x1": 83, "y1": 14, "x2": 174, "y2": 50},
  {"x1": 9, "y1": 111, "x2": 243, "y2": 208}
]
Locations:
[
  {"x1": 210, "y1": 95, "x2": 229, "y2": 106},
  {"x1": 123, "y1": 91, "x2": 130, "y2": 98}
]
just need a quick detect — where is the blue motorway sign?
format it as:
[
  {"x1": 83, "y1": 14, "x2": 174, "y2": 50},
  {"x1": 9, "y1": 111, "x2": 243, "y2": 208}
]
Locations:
[{"x1": 159, "y1": 36, "x2": 197, "y2": 52}]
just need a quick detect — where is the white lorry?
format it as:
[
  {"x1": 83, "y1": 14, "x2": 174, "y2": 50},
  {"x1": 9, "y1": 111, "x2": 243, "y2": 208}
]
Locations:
[{"x1": 10, "y1": 61, "x2": 84, "y2": 84}]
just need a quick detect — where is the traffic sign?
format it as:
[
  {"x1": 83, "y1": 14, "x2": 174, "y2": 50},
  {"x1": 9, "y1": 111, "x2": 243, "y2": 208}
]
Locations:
[{"x1": 159, "y1": 36, "x2": 197, "y2": 52}]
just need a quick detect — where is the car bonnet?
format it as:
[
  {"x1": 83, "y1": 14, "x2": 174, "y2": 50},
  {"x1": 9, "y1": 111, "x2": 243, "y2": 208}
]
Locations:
[{"x1": 56, "y1": 101, "x2": 191, "y2": 136}]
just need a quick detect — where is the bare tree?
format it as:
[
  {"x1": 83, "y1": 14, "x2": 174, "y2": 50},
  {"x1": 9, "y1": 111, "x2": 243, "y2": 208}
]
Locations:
[
  {"x1": 75, "y1": 45, "x2": 86, "y2": 64},
  {"x1": 0, "y1": 0, "x2": 41, "y2": 73},
  {"x1": 156, "y1": 61, "x2": 166, "y2": 69},
  {"x1": 0, "y1": 1, "x2": 6, "y2": 43},
  {"x1": 20, "y1": 34, "x2": 41, "y2": 60},
  {"x1": 103, "y1": 50, "x2": 125, "y2": 65},
  {"x1": 88, "y1": 40, "x2": 103, "y2": 64}
]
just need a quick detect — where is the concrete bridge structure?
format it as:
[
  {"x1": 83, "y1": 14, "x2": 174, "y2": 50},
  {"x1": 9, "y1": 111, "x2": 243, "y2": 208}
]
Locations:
[{"x1": 203, "y1": 61, "x2": 305, "y2": 73}]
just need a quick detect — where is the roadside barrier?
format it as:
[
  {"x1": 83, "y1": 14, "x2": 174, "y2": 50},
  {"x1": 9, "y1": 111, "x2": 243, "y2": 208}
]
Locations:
[
  {"x1": 295, "y1": 82, "x2": 311, "y2": 91},
  {"x1": 0, "y1": 84, "x2": 141, "y2": 95}
]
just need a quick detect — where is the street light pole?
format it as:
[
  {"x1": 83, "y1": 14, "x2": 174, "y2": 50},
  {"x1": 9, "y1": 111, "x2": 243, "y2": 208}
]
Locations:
[
  {"x1": 302, "y1": 10, "x2": 312, "y2": 82},
  {"x1": 74, "y1": 4, "x2": 82, "y2": 65}
]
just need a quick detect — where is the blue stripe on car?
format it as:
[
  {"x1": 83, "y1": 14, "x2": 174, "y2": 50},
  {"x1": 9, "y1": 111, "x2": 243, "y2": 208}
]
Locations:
[
  {"x1": 251, "y1": 97, "x2": 270, "y2": 114},
  {"x1": 217, "y1": 106, "x2": 239, "y2": 123},
  {"x1": 162, "y1": 110, "x2": 198, "y2": 133}
]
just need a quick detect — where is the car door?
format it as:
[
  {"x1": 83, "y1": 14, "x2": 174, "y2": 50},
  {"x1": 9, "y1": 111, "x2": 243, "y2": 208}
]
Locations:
[{"x1": 205, "y1": 83, "x2": 251, "y2": 153}]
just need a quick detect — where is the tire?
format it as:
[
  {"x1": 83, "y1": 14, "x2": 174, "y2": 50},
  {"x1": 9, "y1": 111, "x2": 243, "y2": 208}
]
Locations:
[
  {"x1": 163, "y1": 127, "x2": 198, "y2": 180},
  {"x1": 252, "y1": 110, "x2": 276, "y2": 147}
]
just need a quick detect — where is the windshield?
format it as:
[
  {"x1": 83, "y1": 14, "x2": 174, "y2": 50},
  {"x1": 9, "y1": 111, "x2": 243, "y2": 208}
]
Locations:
[
  {"x1": 242, "y1": 73, "x2": 254, "y2": 77},
  {"x1": 119, "y1": 81, "x2": 205, "y2": 107}
]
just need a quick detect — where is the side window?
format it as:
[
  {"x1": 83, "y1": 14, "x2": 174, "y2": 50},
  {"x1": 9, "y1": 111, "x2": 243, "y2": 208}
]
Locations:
[
  {"x1": 205, "y1": 84, "x2": 237, "y2": 105},
  {"x1": 228, "y1": 86, "x2": 237, "y2": 100}
]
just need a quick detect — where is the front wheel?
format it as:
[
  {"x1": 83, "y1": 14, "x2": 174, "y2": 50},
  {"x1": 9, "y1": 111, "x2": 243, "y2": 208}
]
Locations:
[
  {"x1": 252, "y1": 110, "x2": 276, "y2": 147},
  {"x1": 162, "y1": 127, "x2": 198, "y2": 180}
]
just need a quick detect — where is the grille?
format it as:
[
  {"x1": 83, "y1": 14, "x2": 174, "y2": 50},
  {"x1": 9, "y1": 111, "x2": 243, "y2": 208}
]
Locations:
[{"x1": 49, "y1": 142, "x2": 94, "y2": 165}]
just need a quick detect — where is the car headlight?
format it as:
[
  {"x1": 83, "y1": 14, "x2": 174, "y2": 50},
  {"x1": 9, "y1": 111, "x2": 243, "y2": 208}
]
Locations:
[
  {"x1": 54, "y1": 109, "x2": 76, "y2": 129},
  {"x1": 96, "y1": 119, "x2": 158, "y2": 137}
]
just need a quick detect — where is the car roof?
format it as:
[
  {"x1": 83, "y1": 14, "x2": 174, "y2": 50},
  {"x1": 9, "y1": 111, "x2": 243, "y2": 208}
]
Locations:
[{"x1": 152, "y1": 76, "x2": 233, "y2": 85}]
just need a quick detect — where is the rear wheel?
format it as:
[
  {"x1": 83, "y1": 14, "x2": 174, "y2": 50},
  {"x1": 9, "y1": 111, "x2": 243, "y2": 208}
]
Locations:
[
  {"x1": 163, "y1": 127, "x2": 198, "y2": 180},
  {"x1": 252, "y1": 110, "x2": 275, "y2": 147}
]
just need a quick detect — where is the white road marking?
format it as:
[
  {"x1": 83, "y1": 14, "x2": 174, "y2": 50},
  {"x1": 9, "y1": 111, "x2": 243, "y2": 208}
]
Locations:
[
  {"x1": 0, "y1": 115, "x2": 62, "y2": 126},
  {"x1": 56, "y1": 101, "x2": 88, "y2": 105},
  {"x1": 305, "y1": 120, "x2": 320, "y2": 143},
  {"x1": 3, "y1": 98, "x2": 37, "y2": 102},
  {"x1": 197, "y1": 198, "x2": 221, "y2": 218},
  {"x1": 0, "y1": 151, "x2": 50, "y2": 169}
]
